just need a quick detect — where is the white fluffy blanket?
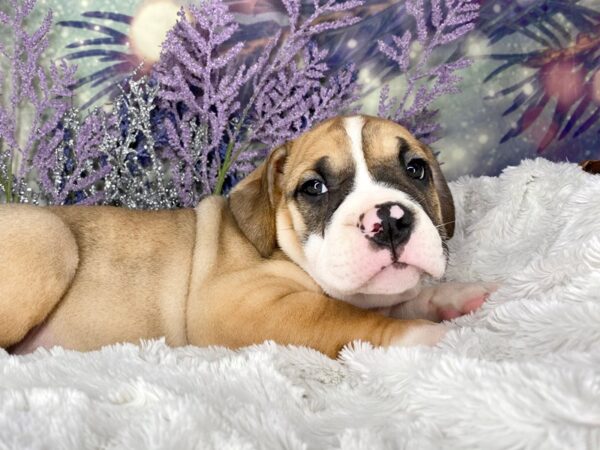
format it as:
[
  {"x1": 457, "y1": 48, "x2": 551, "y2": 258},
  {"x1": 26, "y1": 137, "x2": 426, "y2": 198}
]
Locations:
[{"x1": 1, "y1": 159, "x2": 600, "y2": 449}]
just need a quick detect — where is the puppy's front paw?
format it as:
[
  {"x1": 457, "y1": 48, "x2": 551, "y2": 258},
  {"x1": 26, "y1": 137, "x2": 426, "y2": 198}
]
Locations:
[
  {"x1": 391, "y1": 322, "x2": 449, "y2": 347},
  {"x1": 432, "y1": 282, "x2": 498, "y2": 320}
]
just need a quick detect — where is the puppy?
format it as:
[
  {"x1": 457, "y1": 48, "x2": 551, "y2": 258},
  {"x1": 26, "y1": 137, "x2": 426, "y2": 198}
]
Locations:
[{"x1": 1, "y1": 115, "x2": 495, "y2": 358}]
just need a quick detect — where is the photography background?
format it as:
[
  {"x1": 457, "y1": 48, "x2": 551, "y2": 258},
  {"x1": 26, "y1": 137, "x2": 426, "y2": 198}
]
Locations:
[{"x1": 6, "y1": 0, "x2": 600, "y2": 180}]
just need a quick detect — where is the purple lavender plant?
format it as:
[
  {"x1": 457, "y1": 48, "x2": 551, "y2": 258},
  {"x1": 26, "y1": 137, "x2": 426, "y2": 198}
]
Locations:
[
  {"x1": 1, "y1": 0, "x2": 482, "y2": 209},
  {"x1": 34, "y1": 108, "x2": 112, "y2": 205},
  {"x1": 377, "y1": 0, "x2": 478, "y2": 143},
  {"x1": 0, "y1": 0, "x2": 77, "y2": 202},
  {"x1": 0, "y1": 1, "x2": 176, "y2": 208},
  {"x1": 153, "y1": 0, "x2": 362, "y2": 203}
]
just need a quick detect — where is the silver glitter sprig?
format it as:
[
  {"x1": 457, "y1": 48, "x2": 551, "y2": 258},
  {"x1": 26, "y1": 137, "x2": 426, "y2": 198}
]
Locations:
[
  {"x1": 0, "y1": 153, "x2": 39, "y2": 204},
  {"x1": 101, "y1": 77, "x2": 179, "y2": 210},
  {"x1": 30, "y1": 76, "x2": 180, "y2": 209}
]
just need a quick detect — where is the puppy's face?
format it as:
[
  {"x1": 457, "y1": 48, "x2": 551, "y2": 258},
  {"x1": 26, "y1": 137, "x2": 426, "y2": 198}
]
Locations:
[{"x1": 230, "y1": 115, "x2": 454, "y2": 308}]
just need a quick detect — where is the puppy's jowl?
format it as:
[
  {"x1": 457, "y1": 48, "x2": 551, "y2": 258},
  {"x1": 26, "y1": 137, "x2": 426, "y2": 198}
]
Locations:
[{"x1": 0, "y1": 115, "x2": 495, "y2": 357}]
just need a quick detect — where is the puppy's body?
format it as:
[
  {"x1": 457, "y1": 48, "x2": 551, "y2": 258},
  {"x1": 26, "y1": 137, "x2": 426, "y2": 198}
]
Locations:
[
  {"x1": 3, "y1": 198, "x2": 425, "y2": 356},
  {"x1": 1, "y1": 206, "x2": 195, "y2": 352},
  {"x1": 1, "y1": 116, "x2": 494, "y2": 357}
]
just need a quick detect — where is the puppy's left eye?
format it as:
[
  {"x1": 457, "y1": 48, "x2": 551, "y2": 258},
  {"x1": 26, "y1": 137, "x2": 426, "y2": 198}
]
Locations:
[
  {"x1": 406, "y1": 158, "x2": 428, "y2": 180},
  {"x1": 300, "y1": 179, "x2": 328, "y2": 196}
]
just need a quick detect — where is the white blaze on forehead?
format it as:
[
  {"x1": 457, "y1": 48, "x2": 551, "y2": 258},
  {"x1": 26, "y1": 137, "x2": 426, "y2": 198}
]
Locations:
[{"x1": 343, "y1": 116, "x2": 372, "y2": 186}]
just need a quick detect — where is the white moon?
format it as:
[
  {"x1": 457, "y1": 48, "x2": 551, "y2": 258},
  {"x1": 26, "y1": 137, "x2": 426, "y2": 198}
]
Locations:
[{"x1": 130, "y1": 0, "x2": 181, "y2": 64}]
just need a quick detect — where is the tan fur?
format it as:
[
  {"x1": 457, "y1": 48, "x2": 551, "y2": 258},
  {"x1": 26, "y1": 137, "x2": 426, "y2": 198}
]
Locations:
[
  {"x1": 284, "y1": 117, "x2": 354, "y2": 187},
  {"x1": 0, "y1": 205, "x2": 78, "y2": 347},
  {"x1": 1, "y1": 115, "x2": 450, "y2": 358},
  {"x1": 229, "y1": 145, "x2": 288, "y2": 257}
]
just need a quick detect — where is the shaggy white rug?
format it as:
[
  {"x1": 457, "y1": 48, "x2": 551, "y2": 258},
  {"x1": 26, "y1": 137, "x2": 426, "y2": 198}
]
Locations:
[{"x1": 1, "y1": 158, "x2": 600, "y2": 450}]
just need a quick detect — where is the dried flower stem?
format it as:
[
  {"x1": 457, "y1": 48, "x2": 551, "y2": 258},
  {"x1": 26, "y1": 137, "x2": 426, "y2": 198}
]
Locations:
[{"x1": 213, "y1": 119, "x2": 246, "y2": 195}]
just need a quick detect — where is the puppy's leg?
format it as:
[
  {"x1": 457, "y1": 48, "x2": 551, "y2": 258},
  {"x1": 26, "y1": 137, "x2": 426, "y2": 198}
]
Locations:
[
  {"x1": 385, "y1": 282, "x2": 498, "y2": 321},
  {"x1": 0, "y1": 206, "x2": 78, "y2": 347},
  {"x1": 188, "y1": 265, "x2": 448, "y2": 358}
]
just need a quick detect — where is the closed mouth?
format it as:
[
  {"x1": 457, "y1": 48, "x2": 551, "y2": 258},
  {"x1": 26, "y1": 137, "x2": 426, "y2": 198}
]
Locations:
[{"x1": 377, "y1": 260, "x2": 408, "y2": 273}]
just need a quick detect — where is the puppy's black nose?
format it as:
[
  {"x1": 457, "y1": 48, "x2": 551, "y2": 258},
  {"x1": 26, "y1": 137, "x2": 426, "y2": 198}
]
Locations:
[{"x1": 359, "y1": 202, "x2": 413, "y2": 254}]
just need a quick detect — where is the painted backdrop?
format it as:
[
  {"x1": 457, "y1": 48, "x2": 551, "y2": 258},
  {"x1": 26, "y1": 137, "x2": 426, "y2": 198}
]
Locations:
[{"x1": 1, "y1": 0, "x2": 599, "y2": 207}]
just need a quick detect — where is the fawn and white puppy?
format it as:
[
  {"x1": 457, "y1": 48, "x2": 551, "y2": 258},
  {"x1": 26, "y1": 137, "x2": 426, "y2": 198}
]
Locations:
[{"x1": 1, "y1": 115, "x2": 495, "y2": 358}]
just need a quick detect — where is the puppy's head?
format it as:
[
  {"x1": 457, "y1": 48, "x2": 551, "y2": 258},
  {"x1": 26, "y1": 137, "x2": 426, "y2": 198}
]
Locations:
[{"x1": 229, "y1": 115, "x2": 454, "y2": 307}]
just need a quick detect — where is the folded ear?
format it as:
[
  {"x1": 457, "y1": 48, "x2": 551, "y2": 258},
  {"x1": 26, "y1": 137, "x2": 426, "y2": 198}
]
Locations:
[
  {"x1": 228, "y1": 144, "x2": 288, "y2": 257},
  {"x1": 429, "y1": 159, "x2": 455, "y2": 239}
]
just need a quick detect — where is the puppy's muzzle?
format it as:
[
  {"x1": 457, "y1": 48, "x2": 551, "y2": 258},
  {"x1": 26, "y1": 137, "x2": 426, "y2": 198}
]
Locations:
[{"x1": 359, "y1": 202, "x2": 413, "y2": 257}]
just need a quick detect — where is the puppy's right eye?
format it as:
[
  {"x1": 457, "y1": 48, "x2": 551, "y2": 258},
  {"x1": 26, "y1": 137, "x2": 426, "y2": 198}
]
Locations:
[
  {"x1": 405, "y1": 158, "x2": 428, "y2": 181},
  {"x1": 300, "y1": 179, "x2": 328, "y2": 196}
]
